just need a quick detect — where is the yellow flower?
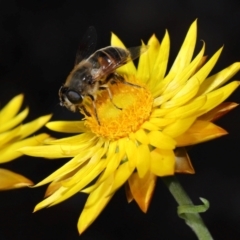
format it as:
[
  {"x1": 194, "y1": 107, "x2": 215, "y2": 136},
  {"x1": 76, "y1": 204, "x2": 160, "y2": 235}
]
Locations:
[
  {"x1": 0, "y1": 94, "x2": 51, "y2": 190},
  {"x1": 20, "y1": 21, "x2": 239, "y2": 233}
]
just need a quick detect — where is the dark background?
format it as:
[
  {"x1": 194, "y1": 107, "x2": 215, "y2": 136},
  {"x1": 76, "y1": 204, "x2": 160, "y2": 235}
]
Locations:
[{"x1": 0, "y1": 0, "x2": 240, "y2": 239}]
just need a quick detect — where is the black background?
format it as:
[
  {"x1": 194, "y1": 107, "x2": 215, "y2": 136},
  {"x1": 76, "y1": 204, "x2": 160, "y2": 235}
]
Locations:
[{"x1": 0, "y1": 0, "x2": 240, "y2": 239}]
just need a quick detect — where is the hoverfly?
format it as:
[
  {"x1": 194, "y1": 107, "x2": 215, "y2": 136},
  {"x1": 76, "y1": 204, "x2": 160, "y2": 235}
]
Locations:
[{"x1": 59, "y1": 26, "x2": 147, "y2": 123}]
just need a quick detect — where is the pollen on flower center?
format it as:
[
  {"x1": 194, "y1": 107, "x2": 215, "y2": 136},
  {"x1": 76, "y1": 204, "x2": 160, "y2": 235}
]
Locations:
[{"x1": 83, "y1": 76, "x2": 153, "y2": 140}]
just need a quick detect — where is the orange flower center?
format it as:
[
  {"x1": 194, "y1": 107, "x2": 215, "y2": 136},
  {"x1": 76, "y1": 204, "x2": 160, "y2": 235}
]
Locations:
[{"x1": 83, "y1": 76, "x2": 153, "y2": 140}]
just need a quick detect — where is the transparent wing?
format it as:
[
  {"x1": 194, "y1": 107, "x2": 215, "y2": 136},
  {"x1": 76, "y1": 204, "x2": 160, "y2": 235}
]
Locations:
[
  {"x1": 92, "y1": 45, "x2": 148, "y2": 80},
  {"x1": 127, "y1": 45, "x2": 148, "y2": 61},
  {"x1": 75, "y1": 26, "x2": 97, "y2": 65},
  {"x1": 112, "y1": 45, "x2": 148, "y2": 70}
]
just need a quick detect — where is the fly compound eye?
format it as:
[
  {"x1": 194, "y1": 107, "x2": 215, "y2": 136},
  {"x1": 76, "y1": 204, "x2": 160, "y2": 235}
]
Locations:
[{"x1": 67, "y1": 90, "x2": 82, "y2": 104}]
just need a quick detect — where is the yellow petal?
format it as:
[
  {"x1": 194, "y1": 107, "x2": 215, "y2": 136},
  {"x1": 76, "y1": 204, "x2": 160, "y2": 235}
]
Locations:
[
  {"x1": 134, "y1": 129, "x2": 149, "y2": 144},
  {"x1": 125, "y1": 139, "x2": 137, "y2": 168},
  {"x1": 128, "y1": 171, "x2": 157, "y2": 213},
  {"x1": 143, "y1": 33, "x2": 168, "y2": 92},
  {"x1": 147, "y1": 34, "x2": 161, "y2": 72},
  {"x1": 198, "y1": 62, "x2": 240, "y2": 95},
  {"x1": 149, "y1": 117, "x2": 175, "y2": 128},
  {"x1": 174, "y1": 148, "x2": 195, "y2": 174},
  {"x1": 162, "y1": 117, "x2": 196, "y2": 138},
  {"x1": 34, "y1": 148, "x2": 97, "y2": 187},
  {"x1": 0, "y1": 133, "x2": 50, "y2": 163},
  {"x1": 78, "y1": 175, "x2": 114, "y2": 234},
  {"x1": 19, "y1": 114, "x2": 52, "y2": 139},
  {"x1": 164, "y1": 95, "x2": 206, "y2": 119},
  {"x1": 151, "y1": 31, "x2": 170, "y2": 83},
  {"x1": 111, "y1": 32, "x2": 127, "y2": 48},
  {"x1": 105, "y1": 141, "x2": 117, "y2": 159},
  {"x1": 153, "y1": 83, "x2": 184, "y2": 107},
  {"x1": 175, "y1": 120, "x2": 228, "y2": 146},
  {"x1": 0, "y1": 107, "x2": 29, "y2": 133},
  {"x1": 137, "y1": 41, "x2": 150, "y2": 83},
  {"x1": 20, "y1": 143, "x2": 80, "y2": 158},
  {"x1": 110, "y1": 33, "x2": 136, "y2": 75},
  {"x1": 157, "y1": 42, "x2": 205, "y2": 99},
  {"x1": 167, "y1": 20, "x2": 197, "y2": 79},
  {"x1": 148, "y1": 131, "x2": 176, "y2": 149},
  {"x1": 198, "y1": 102, "x2": 239, "y2": 122},
  {"x1": 34, "y1": 186, "x2": 67, "y2": 212},
  {"x1": 44, "y1": 181, "x2": 62, "y2": 197},
  {"x1": 150, "y1": 148, "x2": 175, "y2": 176},
  {"x1": 198, "y1": 81, "x2": 240, "y2": 115},
  {"x1": 50, "y1": 160, "x2": 107, "y2": 206},
  {"x1": 125, "y1": 182, "x2": 133, "y2": 203},
  {"x1": 46, "y1": 132, "x2": 96, "y2": 145},
  {"x1": 110, "y1": 161, "x2": 135, "y2": 193},
  {"x1": 0, "y1": 94, "x2": 24, "y2": 123},
  {"x1": 136, "y1": 144, "x2": 151, "y2": 178},
  {"x1": 81, "y1": 142, "x2": 126, "y2": 194},
  {"x1": 46, "y1": 121, "x2": 88, "y2": 133},
  {"x1": 0, "y1": 168, "x2": 33, "y2": 190},
  {"x1": 0, "y1": 125, "x2": 21, "y2": 146},
  {"x1": 43, "y1": 170, "x2": 77, "y2": 196},
  {"x1": 141, "y1": 120, "x2": 160, "y2": 131},
  {"x1": 151, "y1": 108, "x2": 174, "y2": 118},
  {"x1": 21, "y1": 134, "x2": 100, "y2": 159},
  {"x1": 192, "y1": 55, "x2": 208, "y2": 76},
  {"x1": 94, "y1": 153, "x2": 122, "y2": 188},
  {"x1": 161, "y1": 77, "x2": 201, "y2": 109},
  {"x1": 192, "y1": 47, "x2": 223, "y2": 86},
  {"x1": 62, "y1": 147, "x2": 106, "y2": 187}
]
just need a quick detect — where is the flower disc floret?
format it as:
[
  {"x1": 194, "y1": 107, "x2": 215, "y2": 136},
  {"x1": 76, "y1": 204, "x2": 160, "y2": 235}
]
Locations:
[{"x1": 84, "y1": 77, "x2": 153, "y2": 140}]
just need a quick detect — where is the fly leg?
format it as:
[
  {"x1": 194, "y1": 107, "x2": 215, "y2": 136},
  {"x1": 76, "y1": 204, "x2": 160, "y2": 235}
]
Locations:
[
  {"x1": 103, "y1": 72, "x2": 143, "y2": 110},
  {"x1": 81, "y1": 105, "x2": 91, "y2": 117},
  {"x1": 99, "y1": 85, "x2": 122, "y2": 110},
  {"x1": 107, "y1": 72, "x2": 142, "y2": 88},
  {"x1": 87, "y1": 94, "x2": 100, "y2": 125}
]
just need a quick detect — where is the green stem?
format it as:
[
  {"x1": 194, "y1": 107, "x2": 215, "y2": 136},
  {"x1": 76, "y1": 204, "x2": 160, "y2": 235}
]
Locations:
[{"x1": 162, "y1": 176, "x2": 213, "y2": 240}]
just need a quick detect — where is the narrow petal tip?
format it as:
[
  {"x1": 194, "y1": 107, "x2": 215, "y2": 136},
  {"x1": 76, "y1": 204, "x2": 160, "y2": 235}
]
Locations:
[{"x1": 0, "y1": 169, "x2": 34, "y2": 190}]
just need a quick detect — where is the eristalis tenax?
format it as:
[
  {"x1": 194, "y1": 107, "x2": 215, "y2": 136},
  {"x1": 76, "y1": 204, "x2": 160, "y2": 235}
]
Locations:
[{"x1": 59, "y1": 27, "x2": 147, "y2": 123}]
